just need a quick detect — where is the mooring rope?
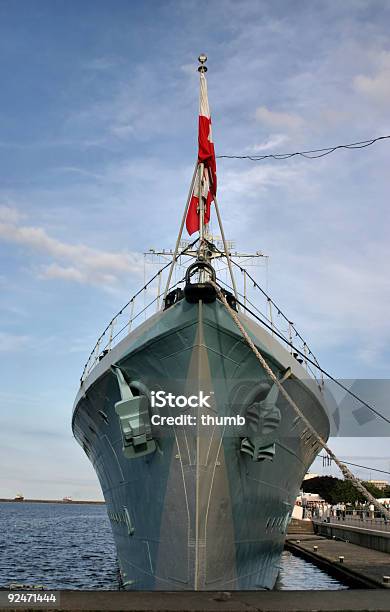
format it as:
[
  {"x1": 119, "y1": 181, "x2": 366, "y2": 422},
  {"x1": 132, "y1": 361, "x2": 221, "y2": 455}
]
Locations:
[{"x1": 211, "y1": 281, "x2": 390, "y2": 521}]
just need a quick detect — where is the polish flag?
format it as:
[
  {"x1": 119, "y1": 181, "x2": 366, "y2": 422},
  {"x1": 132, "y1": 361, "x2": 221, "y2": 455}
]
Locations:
[{"x1": 186, "y1": 72, "x2": 217, "y2": 235}]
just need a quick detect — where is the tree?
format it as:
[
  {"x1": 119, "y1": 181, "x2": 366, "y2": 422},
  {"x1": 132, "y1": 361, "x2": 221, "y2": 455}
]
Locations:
[
  {"x1": 381, "y1": 485, "x2": 390, "y2": 498},
  {"x1": 302, "y1": 476, "x2": 383, "y2": 504},
  {"x1": 362, "y1": 481, "x2": 384, "y2": 499},
  {"x1": 302, "y1": 476, "x2": 340, "y2": 503}
]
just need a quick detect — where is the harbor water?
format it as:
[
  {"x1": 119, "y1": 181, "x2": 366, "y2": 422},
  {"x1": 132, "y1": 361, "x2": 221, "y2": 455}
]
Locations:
[{"x1": 0, "y1": 502, "x2": 347, "y2": 591}]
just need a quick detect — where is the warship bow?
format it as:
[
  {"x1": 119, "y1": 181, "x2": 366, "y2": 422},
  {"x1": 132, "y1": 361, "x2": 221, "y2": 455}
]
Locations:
[{"x1": 72, "y1": 55, "x2": 331, "y2": 590}]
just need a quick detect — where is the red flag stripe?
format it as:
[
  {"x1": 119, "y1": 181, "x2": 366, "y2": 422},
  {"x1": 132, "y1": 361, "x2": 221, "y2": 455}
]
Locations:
[{"x1": 186, "y1": 72, "x2": 217, "y2": 235}]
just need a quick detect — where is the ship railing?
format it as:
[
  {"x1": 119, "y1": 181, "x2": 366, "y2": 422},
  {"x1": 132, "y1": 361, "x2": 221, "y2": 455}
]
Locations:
[
  {"x1": 80, "y1": 241, "x2": 199, "y2": 383},
  {"x1": 203, "y1": 239, "x2": 324, "y2": 389},
  {"x1": 81, "y1": 273, "x2": 187, "y2": 383},
  {"x1": 215, "y1": 262, "x2": 324, "y2": 390},
  {"x1": 81, "y1": 244, "x2": 324, "y2": 390}
]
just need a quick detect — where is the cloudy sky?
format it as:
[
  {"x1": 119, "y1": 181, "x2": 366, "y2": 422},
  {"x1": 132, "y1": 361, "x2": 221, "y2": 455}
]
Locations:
[{"x1": 1, "y1": 0, "x2": 390, "y2": 500}]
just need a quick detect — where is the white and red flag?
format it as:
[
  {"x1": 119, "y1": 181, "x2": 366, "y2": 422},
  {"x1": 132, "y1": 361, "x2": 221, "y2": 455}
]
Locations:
[{"x1": 186, "y1": 72, "x2": 217, "y2": 235}]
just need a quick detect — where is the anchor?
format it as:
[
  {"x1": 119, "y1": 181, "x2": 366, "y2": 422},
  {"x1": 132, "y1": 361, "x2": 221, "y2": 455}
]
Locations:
[
  {"x1": 240, "y1": 367, "x2": 291, "y2": 461},
  {"x1": 111, "y1": 365, "x2": 156, "y2": 459}
]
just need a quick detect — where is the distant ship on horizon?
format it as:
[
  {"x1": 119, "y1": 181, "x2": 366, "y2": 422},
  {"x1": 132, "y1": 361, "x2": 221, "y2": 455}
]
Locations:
[{"x1": 72, "y1": 56, "x2": 331, "y2": 590}]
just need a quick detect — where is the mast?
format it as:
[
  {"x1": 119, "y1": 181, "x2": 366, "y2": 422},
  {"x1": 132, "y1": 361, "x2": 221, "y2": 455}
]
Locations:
[
  {"x1": 197, "y1": 54, "x2": 207, "y2": 251},
  {"x1": 163, "y1": 55, "x2": 238, "y2": 302}
]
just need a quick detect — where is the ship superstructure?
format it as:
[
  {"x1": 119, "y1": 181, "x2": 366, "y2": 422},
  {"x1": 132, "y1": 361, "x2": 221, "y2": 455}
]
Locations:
[{"x1": 72, "y1": 56, "x2": 331, "y2": 590}]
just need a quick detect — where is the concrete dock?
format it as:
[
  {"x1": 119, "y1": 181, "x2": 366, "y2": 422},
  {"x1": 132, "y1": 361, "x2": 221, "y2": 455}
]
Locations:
[
  {"x1": 286, "y1": 519, "x2": 390, "y2": 589},
  {"x1": 314, "y1": 518, "x2": 390, "y2": 554}
]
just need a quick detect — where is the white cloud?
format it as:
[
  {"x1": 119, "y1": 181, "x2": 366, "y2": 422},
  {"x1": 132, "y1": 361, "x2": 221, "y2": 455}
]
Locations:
[
  {"x1": 354, "y1": 51, "x2": 390, "y2": 106},
  {"x1": 0, "y1": 205, "x2": 26, "y2": 225},
  {"x1": 110, "y1": 123, "x2": 134, "y2": 138},
  {"x1": 54, "y1": 166, "x2": 104, "y2": 180},
  {"x1": 269, "y1": 246, "x2": 390, "y2": 369},
  {"x1": 39, "y1": 264, "x2": 86, "y2": 283},
  {"x1": 0, "y1": 208, "x2": 144, "y2": 288},
  {"x1": 83, "y1": 56, "x2": 120, "y2": 71},
  {"x1": 248, "y1": 134, "x2": 289, "y2": 153},
  {"x1": 255, "y1": 106, "x2": 304, "y2": 130},
  {"x1": 317, "y1": 108, "x2": 350, "y2": 127},
  {"x1": 0, "y1": 332, "x2": 30, "y2": 352},
  {"x1": 39, "y1": 263, "x2": 119, "y2": 286},
  {"x1": 220, "y1": 162, "x2": 306, "y2": 197}
]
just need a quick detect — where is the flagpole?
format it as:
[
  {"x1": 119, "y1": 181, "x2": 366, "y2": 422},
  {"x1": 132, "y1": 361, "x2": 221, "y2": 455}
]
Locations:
[
  {"x1": 163, "y1": 161, "x2": 199, "y2": 303},
  {"x1": 198, "y1": 163, "x2": 204, "y2": 243},
  {"x1": 196, "y1": 54, "x2": 236, "y2": 298},
  {"x1": 197, "y1": 55, "x2": 207, "y2": 258}
]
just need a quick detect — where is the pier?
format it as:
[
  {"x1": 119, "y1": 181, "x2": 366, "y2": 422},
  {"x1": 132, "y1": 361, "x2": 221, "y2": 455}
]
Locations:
[
  {"x1": 286, "y1": 518, "x2": 390, "y2": 589},
  {"x1": 314, "y1": 517, "x2": 390, "y2": 554}
]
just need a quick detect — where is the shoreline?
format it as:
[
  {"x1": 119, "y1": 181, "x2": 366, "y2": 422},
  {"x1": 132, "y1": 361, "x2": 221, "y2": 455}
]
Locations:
[{"x1": 0, "y1": 499, "x2": 105, "y2": 505}]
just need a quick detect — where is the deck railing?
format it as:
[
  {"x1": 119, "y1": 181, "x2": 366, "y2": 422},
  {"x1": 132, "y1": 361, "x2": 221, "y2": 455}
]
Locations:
[
  {"x1": 80, "y1": 270, "x2": 186, "y2": 382},
  {"x1": 221, "y1": 260, "x2": 324, "y2": 389},
  {"x1": 80, "y1": 250, "x2": 324, "y2": 389}
]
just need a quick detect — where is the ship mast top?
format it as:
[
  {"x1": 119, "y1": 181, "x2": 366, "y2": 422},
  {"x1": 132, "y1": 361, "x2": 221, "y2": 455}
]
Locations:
[
  {"x1": 163, "y1": 55, "x2": 241, "y2": 302},
  {"x1": 198, "y1": 54, "x2": 208, "y2": 72}
]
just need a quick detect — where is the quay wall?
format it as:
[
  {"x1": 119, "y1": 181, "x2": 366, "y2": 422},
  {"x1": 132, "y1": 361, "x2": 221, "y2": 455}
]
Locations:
[{"x1": 314, "y1": 520, "x2": 390, "y2": 554}]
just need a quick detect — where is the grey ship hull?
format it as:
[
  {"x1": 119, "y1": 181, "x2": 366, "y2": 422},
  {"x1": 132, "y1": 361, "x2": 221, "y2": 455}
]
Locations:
[{"x1": 72, "y1": 298, "x2": 330, "y2": 590}]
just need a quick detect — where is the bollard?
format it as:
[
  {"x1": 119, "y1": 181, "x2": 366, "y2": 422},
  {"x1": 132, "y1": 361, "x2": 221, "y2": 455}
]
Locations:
[
  {"x1": 214, "y1": 592, "x2": 231, "y2": 602},
  {"x1": 339, "y1": 556, "x2": 344, "y2": 563},
  {"x1": 383, "y1": 576, "x2": 390, "y2": 584},
  {"x1": 313, "y1": 545, "x2": 318, "y2": 552}
]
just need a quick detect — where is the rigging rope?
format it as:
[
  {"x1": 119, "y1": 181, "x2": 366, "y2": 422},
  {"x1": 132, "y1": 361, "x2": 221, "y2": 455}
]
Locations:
[
  {"x1": 206, "y1": 244, "x2": 390, "y2": 428},
  {"x1": 235, "y1": 296, "x2": 390, "y2": 427},
  {"x1": 216, "y1": 135, "x2": 390, "y2": 162},
  {"x1": 211, "y1": 281, "x2": 390, "y2": 521}
]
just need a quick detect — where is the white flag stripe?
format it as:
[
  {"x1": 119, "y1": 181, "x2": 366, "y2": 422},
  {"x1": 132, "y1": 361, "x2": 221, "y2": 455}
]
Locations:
[
  {"x1": 199, "y1": 73, "x2": 210, "y2": 119},
  {"x1": 193, "y1": 167, "x2": 210, "y2": 200},
  {"x1": 202, "y1": 170, "x2": 210, "y2": 199}
]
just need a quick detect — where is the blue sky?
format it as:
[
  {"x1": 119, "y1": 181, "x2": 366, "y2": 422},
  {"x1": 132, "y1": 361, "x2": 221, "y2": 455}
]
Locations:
[{"x1": 1, "y1": 0, "x2": 390, "y2": 499}]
